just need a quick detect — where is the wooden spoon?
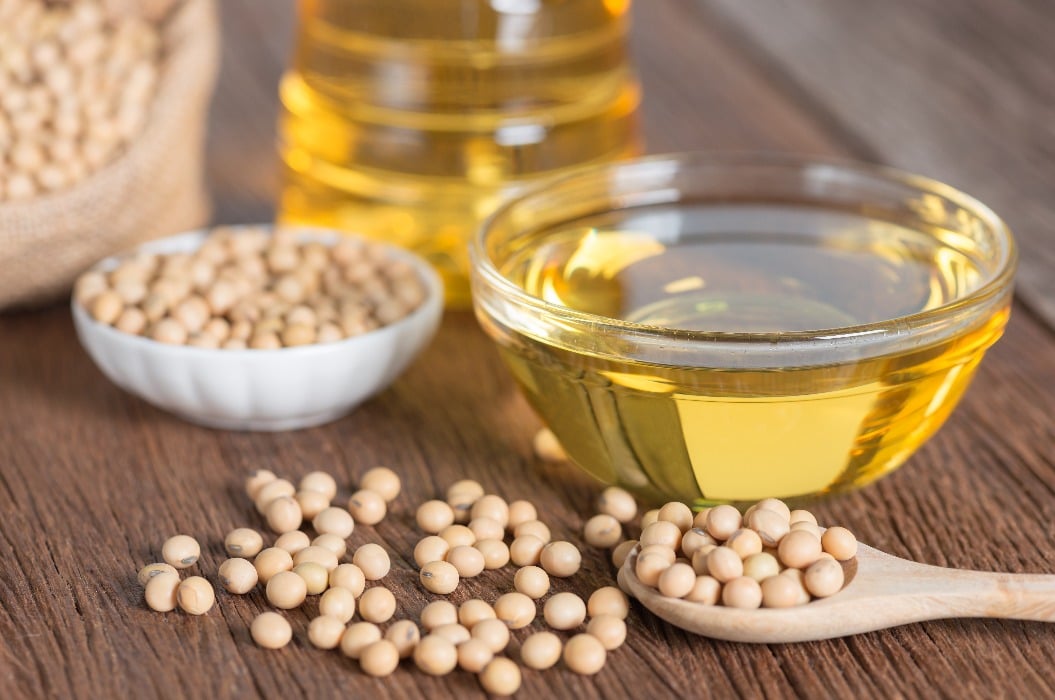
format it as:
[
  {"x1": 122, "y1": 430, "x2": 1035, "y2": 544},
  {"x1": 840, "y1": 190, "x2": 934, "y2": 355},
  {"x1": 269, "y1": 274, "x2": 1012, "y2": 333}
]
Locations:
[{"x1": 618, "y1": 543, "x2": 1055, "y2": 643}]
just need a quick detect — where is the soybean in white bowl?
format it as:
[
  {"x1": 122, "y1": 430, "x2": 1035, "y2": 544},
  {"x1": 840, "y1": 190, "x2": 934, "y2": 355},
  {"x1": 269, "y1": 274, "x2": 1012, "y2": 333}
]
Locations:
[{"x1": 72, "y1": 226, "x2": 443, "y2": 431}]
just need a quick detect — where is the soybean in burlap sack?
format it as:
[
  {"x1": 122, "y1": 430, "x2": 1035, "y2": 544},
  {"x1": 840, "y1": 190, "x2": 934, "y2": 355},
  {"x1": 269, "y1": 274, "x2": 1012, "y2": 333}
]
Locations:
[{"x1": 0, "y1": 0, "x2": 219, "y2": 310}]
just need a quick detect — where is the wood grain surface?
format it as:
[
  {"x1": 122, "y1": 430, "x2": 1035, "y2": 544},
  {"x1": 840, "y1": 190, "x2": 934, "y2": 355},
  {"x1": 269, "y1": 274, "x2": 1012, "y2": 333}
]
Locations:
[
  {"x1": 3, "y1": 1, "x2": 1055, "y2": 698},
  {"x1": 709, "y1": 0, "x2": 1055, "y2": 328}
]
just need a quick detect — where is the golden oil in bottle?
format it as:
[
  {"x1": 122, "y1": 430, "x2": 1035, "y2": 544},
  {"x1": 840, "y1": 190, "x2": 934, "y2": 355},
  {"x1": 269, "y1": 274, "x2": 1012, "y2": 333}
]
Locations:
[
  {"x1": 277, "y1": 0, "x2": 641, "y2": 307},
  {"x1": 494, "y1": 204, "x2": 1010, "y2": 505}
]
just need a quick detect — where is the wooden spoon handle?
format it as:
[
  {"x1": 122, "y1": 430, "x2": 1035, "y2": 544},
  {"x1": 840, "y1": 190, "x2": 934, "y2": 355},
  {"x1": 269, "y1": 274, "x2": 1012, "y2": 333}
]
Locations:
[
  {"x1": 936, "y1": 571, "x2": 1055, "y2": 622},
  {"x1": 888, "y1": 562, "x2": 1055, "y2": 623}
]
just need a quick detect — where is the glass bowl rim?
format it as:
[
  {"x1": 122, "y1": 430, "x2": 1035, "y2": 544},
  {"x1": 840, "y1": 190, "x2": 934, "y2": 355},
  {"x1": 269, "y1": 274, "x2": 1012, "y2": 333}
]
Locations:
[{"x1": 470, "y1": 151, "x2": 1017, "y2": 345}]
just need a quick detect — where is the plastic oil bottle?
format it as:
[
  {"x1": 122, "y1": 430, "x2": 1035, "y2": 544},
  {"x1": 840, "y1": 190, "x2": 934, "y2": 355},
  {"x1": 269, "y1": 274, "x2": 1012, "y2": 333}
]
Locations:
[{"x1": 277, "y1": 0, "x2": 641, "y2": 306}]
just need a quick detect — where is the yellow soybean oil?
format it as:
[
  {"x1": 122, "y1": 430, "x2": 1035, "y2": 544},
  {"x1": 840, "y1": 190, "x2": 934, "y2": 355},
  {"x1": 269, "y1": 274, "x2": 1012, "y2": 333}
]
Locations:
[
  {"x1": 495, "y1": 204, "x2": 1010, "y2": 505},
  {"x1": 278, "y1": 0, "x2": 640, "y2": 307}
]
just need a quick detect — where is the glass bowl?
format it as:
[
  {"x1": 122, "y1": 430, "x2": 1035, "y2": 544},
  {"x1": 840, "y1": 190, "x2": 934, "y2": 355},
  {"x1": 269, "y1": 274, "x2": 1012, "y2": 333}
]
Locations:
[{"x1": 470, "y1": 153, "x2": 1016, "y2": 506}]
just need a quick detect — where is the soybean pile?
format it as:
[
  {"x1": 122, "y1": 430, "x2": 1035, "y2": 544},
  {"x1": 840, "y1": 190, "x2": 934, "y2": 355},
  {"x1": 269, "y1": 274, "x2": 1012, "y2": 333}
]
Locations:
[
  {"x1": 76, "y1": 227, "x2": 427, "y2": 349},
  {"x1": 134, "y1": 438, "x2": 857, "y2": 695},
  {"x1": 136, "y1": 468, "x2": 634, "y2": 696}
]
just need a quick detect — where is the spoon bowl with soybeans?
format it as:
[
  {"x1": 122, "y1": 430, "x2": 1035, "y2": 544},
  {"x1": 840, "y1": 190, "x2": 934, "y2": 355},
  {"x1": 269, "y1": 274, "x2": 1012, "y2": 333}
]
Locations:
[{"x1": 619, "y1": 540, "x2": 1055, "y2": 643}]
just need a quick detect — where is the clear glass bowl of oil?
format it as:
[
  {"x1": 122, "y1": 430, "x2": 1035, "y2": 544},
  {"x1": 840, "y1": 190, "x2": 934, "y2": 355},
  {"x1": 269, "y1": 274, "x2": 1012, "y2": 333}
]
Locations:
[{"x1": 471, "y1": 153, "x2": 1017, "y2": 506}]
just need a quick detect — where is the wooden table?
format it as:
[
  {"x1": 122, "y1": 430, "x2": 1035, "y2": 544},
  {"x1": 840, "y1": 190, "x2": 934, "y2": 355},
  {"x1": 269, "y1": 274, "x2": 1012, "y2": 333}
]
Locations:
[{"x1": 4, "y1": 1, "x2": 1055, "y2": 697}]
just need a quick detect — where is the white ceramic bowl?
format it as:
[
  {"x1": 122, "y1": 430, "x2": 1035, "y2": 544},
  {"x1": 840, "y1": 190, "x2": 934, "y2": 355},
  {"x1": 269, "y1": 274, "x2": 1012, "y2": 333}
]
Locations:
[{"x1": 72, "y1": 227, "x2": 443, "y2": 431}]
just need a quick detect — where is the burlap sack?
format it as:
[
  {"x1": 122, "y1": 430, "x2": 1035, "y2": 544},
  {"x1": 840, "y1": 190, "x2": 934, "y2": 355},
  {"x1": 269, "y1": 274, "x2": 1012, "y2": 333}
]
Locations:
[{"x1": 0, "y1": 0, "x2": 219, "y2": 310}]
